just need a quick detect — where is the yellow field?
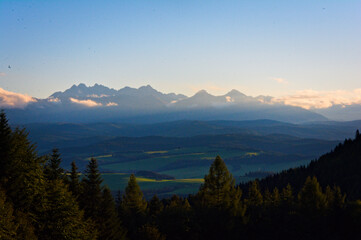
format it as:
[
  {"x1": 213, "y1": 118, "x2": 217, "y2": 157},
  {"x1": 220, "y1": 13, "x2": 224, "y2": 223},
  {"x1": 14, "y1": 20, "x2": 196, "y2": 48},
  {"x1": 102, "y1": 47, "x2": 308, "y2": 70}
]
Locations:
[
  {"x1": 86, "y1": 154, "x2": 112, "y2": 160},
  {"x1": 245, "y1": 152, "x2": 259, "y2": 157},
  {"x1": 145, "y1": 150, "x2": 168, "y2": 154},
  {"x1": 135, "y1": 177, "x2": 204, "y2": 183}
]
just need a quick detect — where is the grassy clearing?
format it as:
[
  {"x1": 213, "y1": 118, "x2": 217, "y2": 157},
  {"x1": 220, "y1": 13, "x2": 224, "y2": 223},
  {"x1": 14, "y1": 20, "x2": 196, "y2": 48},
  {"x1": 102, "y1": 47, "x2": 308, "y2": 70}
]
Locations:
[
  {"x1": 101, "y1": 173, "x2": 203, "y2": 198},
  {"x1": 145, "y1": 150, "x2": 168, "y2": 154},
  {"x1": 86, "y1": 154, "x2": 112, "y2": 160},
  {"x1": 245, "y1": 152, "x2": 259, "y2": 157},
  {"x1": 91, "y1": 147, "x2": 310, "y2": 197}
]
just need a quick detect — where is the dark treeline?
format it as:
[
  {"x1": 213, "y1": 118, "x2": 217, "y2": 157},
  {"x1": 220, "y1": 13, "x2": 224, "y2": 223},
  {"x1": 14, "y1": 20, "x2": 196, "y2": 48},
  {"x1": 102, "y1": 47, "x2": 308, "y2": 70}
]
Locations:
[
  {"x1": 1, "y1": 111, "x2": 361, "y2": 239},
  {"x1": 239, "y1": 130, "x2": 361, "y2": 200}
]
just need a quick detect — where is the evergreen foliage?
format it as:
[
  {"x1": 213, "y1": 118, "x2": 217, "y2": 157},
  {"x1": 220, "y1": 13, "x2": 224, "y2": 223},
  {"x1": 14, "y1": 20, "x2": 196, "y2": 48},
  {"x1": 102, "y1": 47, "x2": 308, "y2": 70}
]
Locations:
[
  {"x1": 40, "y1": 179, "x2": 96, "y2": 240},
  {"x1": 198, "y1": 155, "x2": 241, "y2": 209},
  {"x1": 121, "y1": 174, "x2": 147, "y2": 215},
  {"x1": 68, "y1": 161, "x2": 81, "y2": 198},
  {"x1": 0, "y1": 188, "x2": 17, "y2": 239},
  {"x1": 0, "y1": 110, "x2": 361, "y2": 240},
  {"x1": 44, "y1": 148, "x2": 64, "y2": 181},
  {"x1": 98, "y1": 187, "x2": 127, "y2": 240},
  {"x1": 119, "y1": 174, "x2": 147, "y2": 239},
  {"x1": 81, "y1": 158, "x2": 103, "y2": 221}
]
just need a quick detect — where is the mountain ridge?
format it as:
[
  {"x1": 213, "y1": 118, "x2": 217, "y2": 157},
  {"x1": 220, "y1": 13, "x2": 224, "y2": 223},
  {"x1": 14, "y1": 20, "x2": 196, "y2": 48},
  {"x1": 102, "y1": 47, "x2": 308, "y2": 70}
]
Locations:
[{"x1": 4, "y1": 83, "x2": 328, "y2": 124}]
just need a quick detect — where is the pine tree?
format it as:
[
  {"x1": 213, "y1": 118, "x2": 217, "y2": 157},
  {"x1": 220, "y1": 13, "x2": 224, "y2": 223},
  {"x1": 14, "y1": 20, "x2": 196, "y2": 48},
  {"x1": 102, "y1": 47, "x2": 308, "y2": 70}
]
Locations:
[
  {"x1": 40, "y1": 179, "x2": 96, "y2": 240},
  {"x1": 138, "y1": 224, "x2": 166, "y2": 240},
  {"x1": 44, "y1": 148, "x2": 64, "y2": 181},
  {"x1": 332, "y1": 186, "x2": 346, "y2": 209},
  {"x1": 0, "y1": 188, "x2": 17, "y2": 239},
  {"x1": 98, "y1": 187, "x2": 127, "y2": 240},
  {"x1": 281, "y1": 183, "x2": 294, "y2": 207},
  {"x1": 120, "y1": 174, "x2": 147, "y2": 239},
  {"x1": 272, "y1": 187, "x2": 281, "y2": 207},
  {"x1": 148, "y1": 194, "x2": 164, "y2": 219},
  {"x1": 1, "y1": 125, "x2": 47, "y2": 233},
  {"x1": 298, "y1": 176, "x2": 327, "y2": 215},
  {"x1": 263, "y1": 189, "x2": 272, "y2": 207},
  {"x1": 68, "y1": 161, "x2": 81, "y2": 198},
  {"x1": 13, "y1": 211, "x2": 37, "y2": 240},
  {"x1": 81, "y1": 158, "x2": 103, "y2": 221},
  {"x1": 0, "y1": 110, "x2": 12, "y2": 180},
  {"x1": 0, "y1": 112, "x2": 43, "y2": 238},
  {"x1": 247, "y1": 180, "x2": 263, "y2": 207},
  {"x1": 121, "y1": 174, "x2": 147, "y2": 215},
  {"x1": 198, "y1": 155, "x2": 240, "y2": 208},
  {"x1": 325, "y1": 185, "x2": 346, "y2": 210}
]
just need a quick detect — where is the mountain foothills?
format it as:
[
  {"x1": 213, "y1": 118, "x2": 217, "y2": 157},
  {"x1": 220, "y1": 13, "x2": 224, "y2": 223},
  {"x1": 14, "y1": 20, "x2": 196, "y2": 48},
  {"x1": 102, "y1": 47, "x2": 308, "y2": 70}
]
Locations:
[
  {"x1": 1, "y1": 111, "x2": 361, "y2": 240},
  {"x1": 4, "y1": 83, "x2": 328, "y2": 123}
]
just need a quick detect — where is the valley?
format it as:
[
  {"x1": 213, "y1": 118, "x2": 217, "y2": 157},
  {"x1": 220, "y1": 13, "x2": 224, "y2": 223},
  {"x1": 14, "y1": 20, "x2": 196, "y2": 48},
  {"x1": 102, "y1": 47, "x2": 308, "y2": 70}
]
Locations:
[{"x1": 22, "y1": 120, "x2": 351, "y2": 197}]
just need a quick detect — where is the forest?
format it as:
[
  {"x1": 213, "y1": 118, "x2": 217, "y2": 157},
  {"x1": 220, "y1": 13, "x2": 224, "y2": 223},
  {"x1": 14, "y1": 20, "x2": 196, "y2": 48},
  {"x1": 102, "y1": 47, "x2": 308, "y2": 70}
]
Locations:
[{"x1": 1, "y1": 110, "x2": 361, "y2": 240}]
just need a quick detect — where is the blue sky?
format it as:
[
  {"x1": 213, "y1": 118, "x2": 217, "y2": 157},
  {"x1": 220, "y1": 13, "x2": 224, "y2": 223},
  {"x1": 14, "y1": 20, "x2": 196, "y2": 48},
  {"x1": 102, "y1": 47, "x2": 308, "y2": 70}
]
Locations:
[{"x1": 1, "y1": 0, "x2": 360, "y2": 100}]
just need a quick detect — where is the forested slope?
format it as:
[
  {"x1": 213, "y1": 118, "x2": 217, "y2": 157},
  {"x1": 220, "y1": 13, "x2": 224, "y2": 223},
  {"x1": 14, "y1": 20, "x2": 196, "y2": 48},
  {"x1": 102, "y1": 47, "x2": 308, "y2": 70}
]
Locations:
[{"x1": 243, "y1": 131, "x2": 361, "y2": 200}]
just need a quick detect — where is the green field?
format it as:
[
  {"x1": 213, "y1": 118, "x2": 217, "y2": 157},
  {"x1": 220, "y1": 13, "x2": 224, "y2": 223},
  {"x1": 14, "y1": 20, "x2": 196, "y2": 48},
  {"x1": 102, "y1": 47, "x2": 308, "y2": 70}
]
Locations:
[
  {"x1": 54, "y1": 133, "x2": 337, "y2": 198},
  {"x1": 101, "y1": 173, "x2": 204, "y2": 198},
  {"x1": 89, "y1": 146, "x2": 313, "y2": 198}
]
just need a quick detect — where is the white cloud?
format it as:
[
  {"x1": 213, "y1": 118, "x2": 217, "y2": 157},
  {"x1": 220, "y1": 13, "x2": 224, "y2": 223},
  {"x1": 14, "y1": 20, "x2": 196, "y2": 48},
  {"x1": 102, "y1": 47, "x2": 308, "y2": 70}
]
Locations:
[
  {"x1": 273, "y1": 89, "x2": 361, "y2": 109},
  {"x1": 48, "y1": 97, "x2": 60, "y2": 103},
  {"x1": 86, "y1": 94, "x2": 109, "y2": 98},
  {"x1": 106, "y1": 102, "x2": 118, "y2": 106},
  {"x1": 0, "y1": 87, "x2": 37, "y2": 108},
  {"x1": 69, "y1": 97, "x2": 102, "y2": 107},
  {"x1": 272, "y1": 77, "x2": 288, "y2": 84},
  {"x1": 225, "y1": 96, "x2": 234, "y2": 103}
]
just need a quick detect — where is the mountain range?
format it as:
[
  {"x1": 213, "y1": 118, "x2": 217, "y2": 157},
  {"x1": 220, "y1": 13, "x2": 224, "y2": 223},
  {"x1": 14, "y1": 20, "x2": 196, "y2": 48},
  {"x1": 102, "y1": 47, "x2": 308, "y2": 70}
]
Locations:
[{"x1": 4, "y1": 83, "x2": 329, "y2": 123}]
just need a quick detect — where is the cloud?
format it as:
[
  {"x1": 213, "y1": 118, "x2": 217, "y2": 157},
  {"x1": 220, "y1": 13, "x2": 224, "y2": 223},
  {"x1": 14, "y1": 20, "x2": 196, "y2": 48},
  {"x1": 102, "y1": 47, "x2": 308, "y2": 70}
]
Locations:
[
  {"x1": 0, "y1": 72, "x2": 6, "y2": 77},
  {"x1": 273, "y1": 89, "x2": 361, "y2": 109},
  {"x1": 48, "y1": 97, "x2": 60, "y2": 103},
  {"x1": 86, "y1": 94, "x2": 109, "y2": 98},
  {"x1": 106, "y1": 102, "x2": 118, "y2": 106},
  {"x1": 225, "y1": 96, "x2": 234, "y2": 103},
  {"x1": 69, "y1": 97, "x2": 102, "y2": 107},
  {"x1": 0, "y1": 87, "x2": 37, "y2": 108},
  {"x1": 272, "y1": 77, "x2": 288, "y2": 84}
]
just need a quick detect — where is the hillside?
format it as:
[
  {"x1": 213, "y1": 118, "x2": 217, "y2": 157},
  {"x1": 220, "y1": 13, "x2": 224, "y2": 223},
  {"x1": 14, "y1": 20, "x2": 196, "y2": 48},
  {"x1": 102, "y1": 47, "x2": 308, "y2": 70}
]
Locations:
[{"x1": 244, "y1": 131, "x2": 361, "y2": 200}]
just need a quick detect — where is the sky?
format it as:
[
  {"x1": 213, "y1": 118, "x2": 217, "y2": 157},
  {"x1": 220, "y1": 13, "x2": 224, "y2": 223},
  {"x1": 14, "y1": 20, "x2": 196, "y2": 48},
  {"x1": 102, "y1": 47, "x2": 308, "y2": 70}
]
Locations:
[{"x1": 1, "y1": 0, "x2": 361, "y2": 105}]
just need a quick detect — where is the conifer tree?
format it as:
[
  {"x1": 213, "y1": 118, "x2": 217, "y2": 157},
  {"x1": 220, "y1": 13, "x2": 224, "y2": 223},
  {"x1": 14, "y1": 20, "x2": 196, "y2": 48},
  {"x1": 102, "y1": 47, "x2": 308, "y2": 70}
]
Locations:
[
  {"x1": 40, "y1": 179, "x2": 96, "y2": 240},
  {"x1": 298, "y1": 176, "x2": 327, "y2": 214},
  {"x1": 263, "y1": 189, "x2": 272, "y2": 207},
  {"x1": 98, "y1": 187, "x2": 127, "y2": 240},
  {"x1": 44, "y1": 148, "x2": 64, "y2": 181},
  {"x1": 247, "y1": 180, "x2": 263, "y2": 207},
  {"x1": 13, "y1": 211, "x2": 37, "y2": 240},
  {"x1": 120, "y1": 174, "x2": 147, "y2": 239},
  {"x1": 138, "y1": 224, "x2": 166, "y2": 240},
  {"x1": 281, "y1": 183, "x2": 294, "y2": 207},
  {"x1": 121, "y1": 174, "x2": 147, "y2": 215},
  {"x1": 332, "y1": 186, "x2": 346, "y2": 210},
  {"x1": 68, "y1": 161, "x2": 81, "y2": 198},
  {"x1": 0, "y1": 110, "x2": 12, "y2": 179},
  {"x1": 0, "y1": 188, "x2": 17, "y2": 239},
  {"x1": 272, "y1": 187, "x2": 281, "y2": 207},
  {"x1": 81, "y1": 158, "x2": 103, "y2": 221},
  {"x1": 198, "y1": 155, "x2": 240, "y2": 208},
  {"x1": 148, "y1": 194, "x2": 164, "y2": 219},
  {"x1": 1, "y1": 126, "x2": 47, "y2": 233}
]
